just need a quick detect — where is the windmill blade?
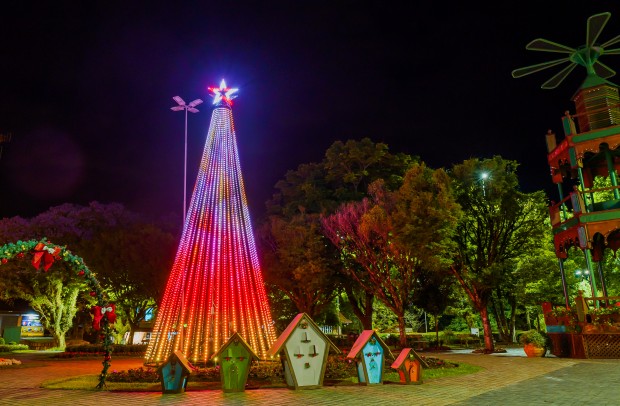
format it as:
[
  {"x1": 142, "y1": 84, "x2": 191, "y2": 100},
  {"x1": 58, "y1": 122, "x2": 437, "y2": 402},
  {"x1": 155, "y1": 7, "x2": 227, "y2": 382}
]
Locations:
[
  {"x1": 541, "y1": 62, "x2": 578, "y2": 89},
  {"x1": 593, "y1": 61, "x2": 616, "y2": 78},
  {"x1": 604, "y1": 47, "x2": 620, "y2": 55},
  {"x1": 526, "y1": 38, "x2": 575, "y2": 53},
  {"x1": 601, "y1": 34, "x2": 620, "y2": 49},
  {"x1": 587, "y1": 12, "x2": 611, "y2": 47},
  {"x1": 512, "y1": 57, "x2": 571, "y2": 78}
]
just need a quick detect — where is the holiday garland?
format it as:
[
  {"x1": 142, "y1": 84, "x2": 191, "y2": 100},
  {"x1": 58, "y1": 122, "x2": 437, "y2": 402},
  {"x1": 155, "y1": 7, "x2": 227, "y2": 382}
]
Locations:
[{"x1": 0, "y1": 239, "x2": 114, "y2": 389}]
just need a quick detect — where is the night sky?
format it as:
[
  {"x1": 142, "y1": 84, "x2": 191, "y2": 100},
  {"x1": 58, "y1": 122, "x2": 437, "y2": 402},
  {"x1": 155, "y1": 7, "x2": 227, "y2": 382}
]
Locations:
[{"x1": 1, "y1": 1, "x2": 619, "y2": 224}]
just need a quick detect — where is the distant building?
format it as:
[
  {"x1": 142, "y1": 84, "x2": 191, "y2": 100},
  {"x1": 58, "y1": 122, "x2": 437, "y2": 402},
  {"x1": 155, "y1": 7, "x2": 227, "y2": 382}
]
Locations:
[{"x1": 0, "y1": 299, "x2": 44, "y2": 343}]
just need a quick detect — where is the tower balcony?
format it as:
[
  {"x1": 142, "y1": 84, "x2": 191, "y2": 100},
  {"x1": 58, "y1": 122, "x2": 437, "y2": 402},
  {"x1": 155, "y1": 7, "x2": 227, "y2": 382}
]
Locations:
[{"x1": 550, "y1": 187, "x2": 620, "y2": 259}]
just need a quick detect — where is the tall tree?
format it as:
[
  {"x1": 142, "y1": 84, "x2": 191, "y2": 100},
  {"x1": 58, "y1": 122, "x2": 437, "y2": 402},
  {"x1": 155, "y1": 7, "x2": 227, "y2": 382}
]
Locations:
[
  {"x1": 258, "y1": 213, "x2": 339, "y2": 318},
  {"x1": 323, "y1": 163, "x2": 460, "y2": 346},
  {"x1": 263, "y1": 138, "x2": 413, "y2": 328},
  {"x1": 83, "y1": 223, "x2": 176, "y2": 344},
  {"x1": 450, "y1": 156, "x2": 549, "y2": 352}
]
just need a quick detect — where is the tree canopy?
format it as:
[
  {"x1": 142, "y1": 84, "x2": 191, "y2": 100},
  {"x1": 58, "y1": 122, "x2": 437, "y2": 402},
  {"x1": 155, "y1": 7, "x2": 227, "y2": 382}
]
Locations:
[{"x1": 323, "y1": 162, "x2": 461, "y2": 345}]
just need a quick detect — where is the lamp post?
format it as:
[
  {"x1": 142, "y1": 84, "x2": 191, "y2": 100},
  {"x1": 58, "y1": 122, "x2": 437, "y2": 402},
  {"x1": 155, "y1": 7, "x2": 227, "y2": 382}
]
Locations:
[
  {"x1": 171, "y1": 96, "x2": 203, "y2": 223},
  {"x1": 171, "y1": 96, "x2": 202, "y2": 350},
  {"x1": 575, "y1": 269, "x2": 595, "y2": 299},
  {"x1": 480, "y1": 172, "x2": 489, "y2": 197}
]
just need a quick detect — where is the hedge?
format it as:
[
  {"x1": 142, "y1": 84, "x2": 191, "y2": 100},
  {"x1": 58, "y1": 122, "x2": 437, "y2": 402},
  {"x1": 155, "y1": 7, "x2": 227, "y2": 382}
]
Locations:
[
  {"x1": 64, "y1": 344, "x2": 147, "y2": 354},
  {"x1": 0, "y1": 344, "x2": 30, "y2": 352}
]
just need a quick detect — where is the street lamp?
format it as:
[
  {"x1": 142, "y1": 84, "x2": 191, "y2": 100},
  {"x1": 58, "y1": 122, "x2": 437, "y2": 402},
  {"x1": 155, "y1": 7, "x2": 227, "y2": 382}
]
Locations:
[
  {"x1": 171, "y1": 96, "x2": 203, "y2": 222},
  {"x1": 171, "y1": 96, "x2": 202, "y2": 350},
  {"x1": 575, "y1": 269, "x2": 595, "y2": 299},
  {"x1": 480, "y1": 172, "x2": 489, "y2": 196}
]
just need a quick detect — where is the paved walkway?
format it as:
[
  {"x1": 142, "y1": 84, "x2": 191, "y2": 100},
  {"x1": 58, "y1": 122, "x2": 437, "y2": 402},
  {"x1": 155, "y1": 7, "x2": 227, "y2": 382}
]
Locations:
[{"x1": 1, "y1": 350, "x2": 619, "y2": 405}]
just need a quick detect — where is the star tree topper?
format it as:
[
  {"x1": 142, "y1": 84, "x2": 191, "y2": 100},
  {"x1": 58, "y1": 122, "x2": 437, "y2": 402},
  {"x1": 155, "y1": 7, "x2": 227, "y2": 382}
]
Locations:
[{"x1": 208, "y1": 79, "x2": 238, "y2": 106}]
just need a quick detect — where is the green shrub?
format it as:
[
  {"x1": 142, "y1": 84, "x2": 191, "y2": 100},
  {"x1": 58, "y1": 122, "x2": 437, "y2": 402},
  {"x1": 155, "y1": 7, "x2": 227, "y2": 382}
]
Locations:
[
  {"x1": 0, "y1": 337, "x2": 5, "y2": 345},
  {"x1": 518, "y1": 330, "x2": 548, "y2": 348},
  {"x1": 324, "y1": 355, "x2": 356, "y2": 380},
  {"x1": 0, "y1": 344, "x2": 29, "y2": 352}
]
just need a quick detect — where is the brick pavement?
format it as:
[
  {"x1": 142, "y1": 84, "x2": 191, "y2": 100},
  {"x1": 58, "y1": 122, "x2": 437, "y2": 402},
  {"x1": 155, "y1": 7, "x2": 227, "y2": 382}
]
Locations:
[{"x1": 0, "y1": 351, "x2": 618, "y2": 405}]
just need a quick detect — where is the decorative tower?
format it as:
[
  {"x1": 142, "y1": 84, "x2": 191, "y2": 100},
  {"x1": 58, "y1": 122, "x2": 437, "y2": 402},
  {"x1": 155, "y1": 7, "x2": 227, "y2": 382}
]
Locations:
[
  {"x1": 513, "y1": 11, "x2": 620, "y2": 360},
  {"x1": 145, "y1": 80, "x2": 277, "y2": 364}
]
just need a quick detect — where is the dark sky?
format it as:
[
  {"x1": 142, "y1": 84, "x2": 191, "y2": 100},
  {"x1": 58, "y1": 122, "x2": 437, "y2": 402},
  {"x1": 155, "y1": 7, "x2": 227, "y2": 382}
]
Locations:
[{"x1": 1, "y1": 1, "x2": 619, "y2": 224}]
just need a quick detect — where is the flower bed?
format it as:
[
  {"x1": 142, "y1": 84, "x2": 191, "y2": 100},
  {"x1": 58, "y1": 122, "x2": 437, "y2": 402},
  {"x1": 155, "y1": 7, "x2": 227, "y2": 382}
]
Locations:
[
  {"x1": 106, "y1": 354, "x2": 457, "y2": 383},
  {"x1": 0, "y1": 358, "x2": 22, "y2": 366}
]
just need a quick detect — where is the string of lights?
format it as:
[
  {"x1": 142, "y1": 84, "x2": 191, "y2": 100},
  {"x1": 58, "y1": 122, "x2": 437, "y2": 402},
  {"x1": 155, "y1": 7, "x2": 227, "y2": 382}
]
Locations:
[{"x1": 145, "y1": 81, "x2": 277, "y2": 364}]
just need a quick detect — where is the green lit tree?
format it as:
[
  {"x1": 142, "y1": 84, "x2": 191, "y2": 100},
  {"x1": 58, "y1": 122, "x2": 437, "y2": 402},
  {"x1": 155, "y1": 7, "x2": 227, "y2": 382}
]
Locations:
[{"x1": 450, "y1": 156, "x2": 549, "y2": 352}]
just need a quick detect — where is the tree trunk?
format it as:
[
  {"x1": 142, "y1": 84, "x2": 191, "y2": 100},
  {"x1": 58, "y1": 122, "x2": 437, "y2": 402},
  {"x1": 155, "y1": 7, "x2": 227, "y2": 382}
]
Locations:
[
  {"x1": 434, "y1": 313, "x2": 440, "y2": 348},
  {"x1": 490, "y1": 295, "x2": 504, "y2": 342},
  {"x1": 480, "y1": 306, "x2": 495, "y2": 353},
  {"x1": 345, "y1": 286, "x2": 374, "y2": 330},
  {"x1": 53, "y1": 331, "x2": 66, "y2": 349},
  {"x1": 397, "y1": 313, "x2": 407, "y2": 347},
  {"x1": 127, "y1": 326, "x2": 136, "y2": 345},
  {"x1": 509, "y1": 295, "x2": 517, "y2": 343},
  {"x1": 526, "y1": 307, "x2": 532, "y2": 330},
  {"x1": 491, "y1": 292, "x2": 509, "y2": 341},
  {"x1": 451, "y1": 266, "x2": 494, "y2": 353}
]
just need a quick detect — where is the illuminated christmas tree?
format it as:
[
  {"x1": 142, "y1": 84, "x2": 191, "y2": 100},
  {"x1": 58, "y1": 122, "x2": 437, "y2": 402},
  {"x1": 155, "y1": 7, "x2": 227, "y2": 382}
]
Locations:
[{"x1": 145, "y1": 80, "x2": 277, "y2": 364}]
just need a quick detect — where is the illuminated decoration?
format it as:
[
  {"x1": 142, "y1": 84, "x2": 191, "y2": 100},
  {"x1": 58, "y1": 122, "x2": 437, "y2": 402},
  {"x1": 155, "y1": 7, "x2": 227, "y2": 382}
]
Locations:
[
  {"x1": 145, "y1": 79, "x2": 277, "y2": 365},
  {"x1": 207, "y1": 79, "x2": 238, "y2": 107}
]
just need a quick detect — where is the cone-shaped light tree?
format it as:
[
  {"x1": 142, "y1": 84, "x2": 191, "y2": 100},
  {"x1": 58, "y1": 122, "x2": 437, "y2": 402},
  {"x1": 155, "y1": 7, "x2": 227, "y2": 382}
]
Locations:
[{"x1": 145, "y1": 80, "x2": 277, "y2": 364}]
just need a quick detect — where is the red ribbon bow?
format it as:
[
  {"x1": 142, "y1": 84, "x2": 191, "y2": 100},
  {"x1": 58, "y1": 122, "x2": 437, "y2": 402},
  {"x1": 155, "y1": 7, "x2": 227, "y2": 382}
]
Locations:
[
  {"x1": 32, "y1": 243, "x2": 60, "y2": 272},
  {"x1": 91, "y1": 304, "x2": 116, "y2": 330}
]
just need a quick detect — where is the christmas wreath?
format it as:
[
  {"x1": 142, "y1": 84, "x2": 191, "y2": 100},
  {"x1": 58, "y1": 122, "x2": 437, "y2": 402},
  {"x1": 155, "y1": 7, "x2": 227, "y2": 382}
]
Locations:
[{"x1": 0, "y1": 239, "x2": 114, "y2": 389}]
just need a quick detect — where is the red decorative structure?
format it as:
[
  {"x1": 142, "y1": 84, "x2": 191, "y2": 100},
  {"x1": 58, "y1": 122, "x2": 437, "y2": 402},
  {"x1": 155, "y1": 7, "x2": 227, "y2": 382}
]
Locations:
[
  {"x1": 514, "y1": 12, "x2": 620, "y2": 359},
  {"x1": 145, "y1": 80, "x2": 277, "y2": 364}
]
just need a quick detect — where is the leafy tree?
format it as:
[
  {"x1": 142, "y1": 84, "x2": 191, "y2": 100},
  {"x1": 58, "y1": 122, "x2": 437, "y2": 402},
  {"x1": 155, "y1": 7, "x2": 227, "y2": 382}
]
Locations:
[
  {"x1": 411, "y1": 267, "x2": 455, "y2": 345},
  {"x1": 323, "y1": 163, "x2": 460, "y2": 346},
  {"x1": 264, "y1": 138, "x2": 413, "y2": 328},
  {"x1": 0, "y1": 202, "x2": 176, "y2": 345},
  {"x1": 449, "y1": 156, "x2": 549, "y2": 352},
  {"x1": 0, "y1": 263, "x2": 86, "y2": 348},
  {"x1": 258, "y1": 213, "x2": 339, "y2": 318},
  {"x1": 83, "y1": 223, "x2": 176, "y2": 344}
]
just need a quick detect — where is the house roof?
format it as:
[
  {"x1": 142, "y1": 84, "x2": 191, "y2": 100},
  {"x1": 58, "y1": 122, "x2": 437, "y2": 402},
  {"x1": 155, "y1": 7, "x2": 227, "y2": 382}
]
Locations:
[
  {"x1": 267, "y1": 313, "x2": 341, "y2": 357},
  {"x1": 391, "y1": 347, "x2": 429, "y2": 369},
  {"x1": 212, "y1": 332, "x2": 259, "y2": 361},
  {"x1": 346, "y1": 330, "x2": 394, "y2": 360},
  {"x1": 156, "y1": 350, "x2": 193, "y2": 374}
]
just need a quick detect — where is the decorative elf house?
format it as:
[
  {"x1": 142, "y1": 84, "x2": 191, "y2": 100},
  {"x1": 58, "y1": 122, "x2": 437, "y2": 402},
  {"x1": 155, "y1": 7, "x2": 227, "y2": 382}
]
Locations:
[
  {"x1": 513, "y1": 11, "x2": 620, "y2": 359},
  {"x1": 391, "y1": 348, "x2": 428, "y2": 384},
  {"x1": 347, "y1": 330, "x2": 393, "y2": 385},
  {"x1": 213, "y1": 332, "x2": 259, "y2": 392},
  {"x1": 267, "y1": 313, "x2": 341, "y2": 390},
  {"x1": 157, "y1": 350, "x2": 193, "y2": 394},
  {"x1": 0, "y1": 239, "x2": 114, "y2": 389}
]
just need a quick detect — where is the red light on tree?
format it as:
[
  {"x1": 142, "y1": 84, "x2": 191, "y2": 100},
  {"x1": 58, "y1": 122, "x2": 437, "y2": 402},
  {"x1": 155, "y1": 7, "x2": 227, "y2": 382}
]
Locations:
[{"x1": 145, "y1": 80, "x2": 276, "y2": 364}]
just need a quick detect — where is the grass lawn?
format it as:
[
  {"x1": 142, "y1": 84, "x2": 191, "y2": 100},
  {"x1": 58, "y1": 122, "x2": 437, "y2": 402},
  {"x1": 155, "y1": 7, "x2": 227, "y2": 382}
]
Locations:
[{"x1": 41, "y1": 362, "x2": 482, "y2": 391}]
